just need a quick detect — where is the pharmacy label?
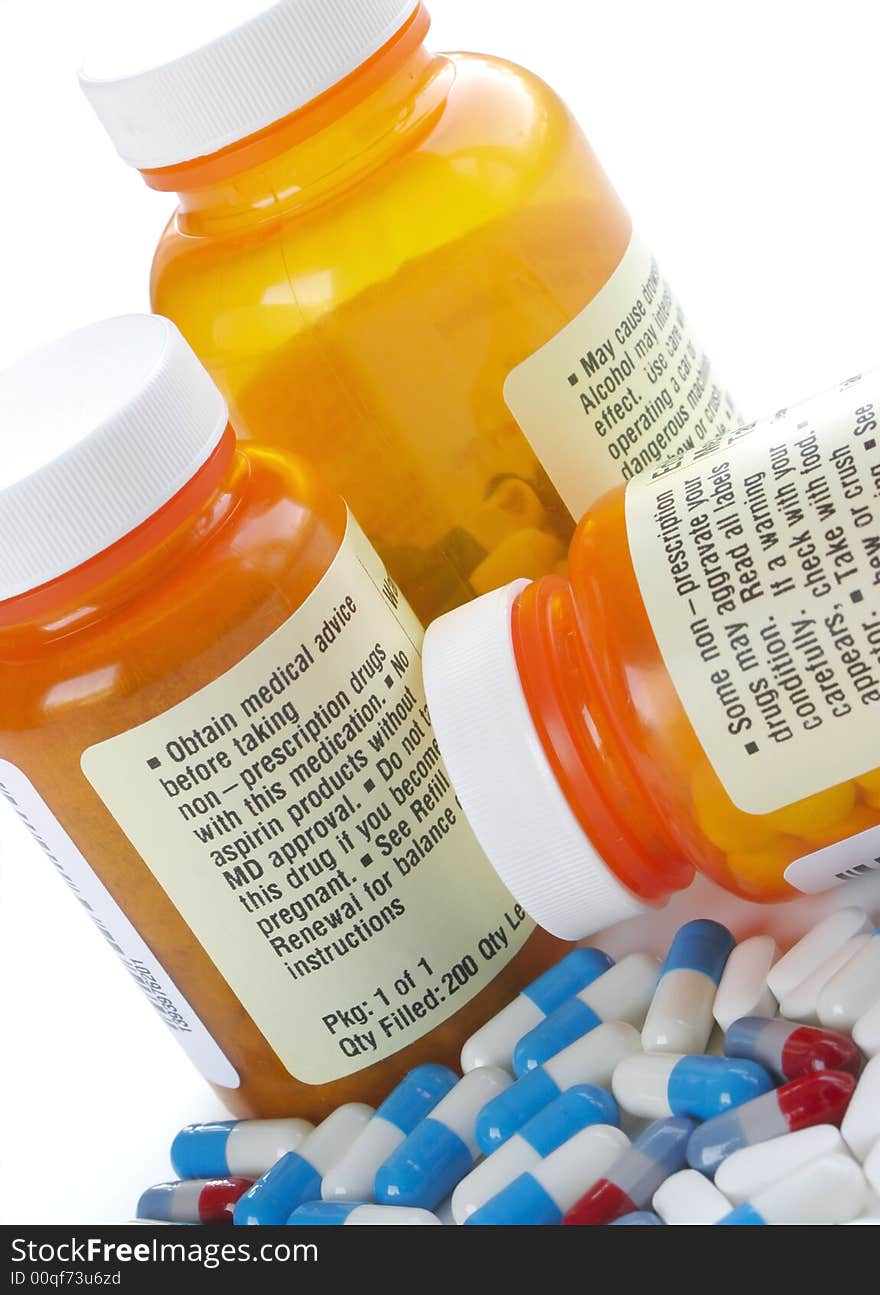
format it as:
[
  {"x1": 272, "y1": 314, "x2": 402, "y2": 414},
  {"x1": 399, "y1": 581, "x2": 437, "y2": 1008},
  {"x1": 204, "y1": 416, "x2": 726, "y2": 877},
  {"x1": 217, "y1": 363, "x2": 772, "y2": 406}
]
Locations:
[
  {"x1": 83, "y1": 514, "x2": 532, "y2": 1084},
  {"x1": 626, "y1": 373, "x2": 880, "y2": 815},
  {"x1": 0, "y1": 758, "x2": 239, "y2": 1087},
  {"x1": 786, "y1": 824, "x2": 880, "y2": 894},
  {"x1": 505, "y1": 233, "x2": 739, "y2": 517}
]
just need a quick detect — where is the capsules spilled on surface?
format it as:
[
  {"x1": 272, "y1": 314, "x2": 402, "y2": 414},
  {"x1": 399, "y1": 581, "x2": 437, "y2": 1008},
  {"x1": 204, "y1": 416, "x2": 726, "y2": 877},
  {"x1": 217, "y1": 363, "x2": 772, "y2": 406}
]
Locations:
[
  {"x1": 142, "y1": 913, "x2": 880, "y2": 1227},
  {"x1": 724, "y1": 1016, "x2": 861, "y2": 1080},
  {"x1": 466, "y1": 1124, "x2": 630, "y2": 1226},
  {"x1": 451, "y1": 1085, "x2": 615, "y2": 1223},
  {"x1": 475, "y1": 1023, "x2": 634, "y2": 1152},
  {"x1": 461, "y1": 948, "x2": 613, "y2": 1073},
  {"x1": 321, "y1": 1065, "x2": 457, "y2": 1202},
  {"x1": 686, "y1": 1071, "x2": 856, "y2": 1174},
  {"x1": 234, "y1": 1105, "x2": 373, "y2": 1226},
  {"x1": 137, "y1": 1178, "x2": 252, "y2": 1225},
  {"x1": 641, "y1": 921, "x2": 735, "y2": 1055},
  {"x1": 512, "y1": 954, "x2": 658, "y2": 1075},
  {"x1": 612, "y1": 1053, "x2": 773, "y2": 1122},
  {"x1": 374, "y1": 1067, "x2": 511, "y2": 1210},
  {"x1": 563, "y1": 1117, "x2": 695, "y2": 1226}
]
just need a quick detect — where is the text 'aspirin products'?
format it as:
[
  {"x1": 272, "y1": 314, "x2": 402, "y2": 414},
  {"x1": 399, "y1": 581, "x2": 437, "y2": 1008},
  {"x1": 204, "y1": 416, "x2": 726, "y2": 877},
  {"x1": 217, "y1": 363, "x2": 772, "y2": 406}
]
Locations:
[
  {"x1": 80, "y1": 0, "x2": 736, "y2": 622},
  {"x1": 0, "y1": 315, "x2": 565, "y2": 1119},
  {"x1": 424, "y1": 373, "x2": 880, "y2": 938}
]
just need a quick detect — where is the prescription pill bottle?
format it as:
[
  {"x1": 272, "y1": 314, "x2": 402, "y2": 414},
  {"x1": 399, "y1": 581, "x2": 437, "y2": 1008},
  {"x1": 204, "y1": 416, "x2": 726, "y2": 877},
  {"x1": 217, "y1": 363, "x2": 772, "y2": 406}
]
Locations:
[
  {"x1": 423, "y1": 372, "x2": 880, "y2": 938},
  {"x1": 80, "y1": 0, "x2": 738, "y2": 624},
  {"x1": 0, "y1": 315, "x2": 559, "y2": 1118}
]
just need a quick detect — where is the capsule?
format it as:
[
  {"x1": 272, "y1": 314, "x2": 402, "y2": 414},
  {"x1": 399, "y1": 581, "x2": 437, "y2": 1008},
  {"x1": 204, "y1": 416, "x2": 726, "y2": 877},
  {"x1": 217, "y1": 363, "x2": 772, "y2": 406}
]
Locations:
[
  {"x1": 171, "y1": 1119, "x2": 314, "y2": 1181},
  {"x1": 612, "y1": 1053, "x2": 773, "y2": 1122},
  {"x1": 288, "y1": 1202, "x2": 440, "y2": 1226},
  {"x1": 714, "y1": 1125, "x2": 848, "y2": 1205},
  {"x1": 138, "y1": 1178, "x2": 252, "y2": 1225},
  {"x1": 461, "y1": 948, "x2": 613, "y2": 1072},
  {"x1": 686, "y1": 1071, "x2": 856, "y2": 1175},
  {"x1": 609, "y1": 1211, "x2": 664, "y2": 1226},
  {"x1": 818, "y1": 929, "x2": 880, "y2": 1031},
  {"x1": 374, "y1": 1067, "x2": 510, "y2": 1210},
  {"x1": 451, "y1": 1085, "x2": 618, "y2": 1222},
  {"x1": 233, "y1": 1104, "x2": 373, "y2": 1226},
  {"x1": 475, "y1": 1022, "x2": 636, "y2": 1153},
  {"x1": 854, "y1": 997, "x2": 880, "y2": 1059},
  {"x1": 841, "y1": 1055, "x2": 880, "y2": 1161},
  {"x1": 652, "y1": 1169, "x2": 731, "y2": 1225},
  {"x1": 321, "y1": 1065, "x2": 457, "y2": 1202},
  {"x1": 641, "y1": 920, "x2": 735, "y2": 1054},
  {"x1": 563, "y1": 1117, "x2": 695, "y2": 1226},
  {"x1": 778, "y1": 933, "x2": 873, "y2": 1024},
  {"x1": 724, "y1": 1016, "x2": 861, "y2": 1080},
  {"x1": 864, "y1": 1141, "x2": 880, "y2": 1196},
  {"x1": 716, "y1": 1154, "x2": 866, "y2": 1226},
  {"x1": 465, "y1": 1124, "x2": 630, "y2": 1225},
  {"x1": 513, "y1": 955, "x2": 658, "y2": 1075},
  {"x1": 766, "y1": 908, "x2": 871, "y2": 1001},
  {"x1": 712, "y1": 936, "x2": 778, "y2": 1033}
]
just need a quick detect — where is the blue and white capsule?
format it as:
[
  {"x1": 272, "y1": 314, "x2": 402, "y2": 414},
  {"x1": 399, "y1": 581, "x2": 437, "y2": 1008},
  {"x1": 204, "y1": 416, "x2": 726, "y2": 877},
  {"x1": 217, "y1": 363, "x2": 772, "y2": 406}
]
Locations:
[
  {"x1": 465, "y1": 1124, "x2": 630, "y2": 1226},
  {"x1": 234, "y1": 1104, "x2": 373, "y2": 1226},
  {"x1": 374, "y1": 1066, "x2": 511, "y2": 1210},
  {"x1": 610, "y1": 1211, "x2": 664, "y2": 1226},
  {"x1": 513, "y1": 955, "x2": 658, "y2": 1076},
  {"x1": 288, "y1": 1202, "x2": 440, "y2": 1226},
  {"x1": 171, "y1": 1118, "x2": 314, "y2": 1181},
  {"x1": 461, "y1": 948, "x2": 613, "y2": 1072},
  {"x1": 641, "y1": 920, "x2": 735, "y2": 1054},
  {"x1": 476, "y1": 1022, "x2": 636, "y2": 1153},
  {"x1": 451, "y1": 1084, "x2": 619, "y2": 1222},
  {"x1": 322, "y1": 1065, "x2": 457, "y2": 1201},
  {"x1": 612, "y1": 1052, "x2": 773, "y2": 1121}
]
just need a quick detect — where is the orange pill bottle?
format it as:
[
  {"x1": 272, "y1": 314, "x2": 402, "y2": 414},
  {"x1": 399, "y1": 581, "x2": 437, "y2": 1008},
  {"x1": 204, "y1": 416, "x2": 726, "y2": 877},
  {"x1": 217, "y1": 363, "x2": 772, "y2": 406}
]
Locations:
[
  {"x1": 80, "y1": 0, "x2": 737, "y2": 623},
  {"x1": 424, "y1": 373, "x2": 880, "y2": 937},
  {"x1": 0, "y1": 315, "x2": 560, "y2": 1118}
]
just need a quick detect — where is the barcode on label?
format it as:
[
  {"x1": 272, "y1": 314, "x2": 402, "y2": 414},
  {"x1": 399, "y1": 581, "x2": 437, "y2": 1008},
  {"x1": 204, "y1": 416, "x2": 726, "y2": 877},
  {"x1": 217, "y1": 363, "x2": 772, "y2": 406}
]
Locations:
[{"x1": 835, "y1": 857, "x2": 880, "y2": 883}]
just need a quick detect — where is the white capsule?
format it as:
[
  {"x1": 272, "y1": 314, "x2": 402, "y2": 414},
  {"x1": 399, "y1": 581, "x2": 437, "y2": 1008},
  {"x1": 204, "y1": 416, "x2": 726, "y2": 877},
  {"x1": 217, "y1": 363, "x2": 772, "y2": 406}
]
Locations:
[
  {"x1": 461, "y1": 997, "x2": 543, "y2": 1073},
  {"x1": 818, "y1": 931, "x2": 880, "y2": 1031},
  {"x1": 529, "y1": 1125, "x2": 630, "y2": 1215},
  {"x1": 613, "y1": 1054, "x2": 679, "y2": 1120},
  {"x1": 726, "y1": 1154, "x2": 865, "y2": 1225},
  {"x1": 712, "y1": 936, "x2": 778, "y2": 1033},
  {"x1": 854, "y1": 997, "x2": 880, "y2": 1058},
  {"x1": 653, "y1": 1169, "x2": 731, "y2": 1225},
  {"x1": 641, "y1": 921, "x2": 733, "y2": 1054},
  {"x1": 714, "y1": 1125, "x2": 848, "y2": 1206},
  {"x1": 778, "y1": 933, "x2": 874, "y2": 1025},
  {"x1": 842, "y1": 1055, "x2": 880, "y2": 1161},
  {"x1": 766, "y1": 907, "x2": 871, "y2": 1001},
  {"x1": 290, "y1": 1202, "x2": 441, "y2": 1226},
  {"x1": 865, "y1": 1143, "x2": 880, "y2": 1196},
  {"x1": 452, "y1": 1133, "x2": 540, "y2": 1222}
]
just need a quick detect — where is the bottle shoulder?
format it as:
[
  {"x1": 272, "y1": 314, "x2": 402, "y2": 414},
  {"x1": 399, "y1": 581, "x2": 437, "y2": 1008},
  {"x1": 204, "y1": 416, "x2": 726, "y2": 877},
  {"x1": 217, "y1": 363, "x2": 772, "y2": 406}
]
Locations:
[{"x1": 0, "y1": 451, "x2": 346, "y2": 728}]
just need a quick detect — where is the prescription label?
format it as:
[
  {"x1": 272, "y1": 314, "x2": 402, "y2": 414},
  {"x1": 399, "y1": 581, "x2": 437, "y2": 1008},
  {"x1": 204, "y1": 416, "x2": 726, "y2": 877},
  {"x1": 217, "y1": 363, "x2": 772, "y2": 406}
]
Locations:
[
  {"x1": 786, "y1": 825, "x2": 880, "y2": 894},
  {"x1": 82, "y1": 514, "x2": 532, "y2": 1085},
  {"x1": 0, "y1": 758, "x2": 239, "y2": 1087},
  {"x1": 505, "y1": 233, "x2": 739, "y2": 517},
  {"x1": 626, "y1": 372, "x2": 880, "y2": 815}
]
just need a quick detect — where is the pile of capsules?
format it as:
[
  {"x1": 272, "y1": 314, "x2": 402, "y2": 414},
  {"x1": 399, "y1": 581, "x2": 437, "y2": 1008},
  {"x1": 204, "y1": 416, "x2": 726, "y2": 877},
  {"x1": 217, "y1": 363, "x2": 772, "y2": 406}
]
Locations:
[{"x1": 137, "y1": 910, "x2": 880, "y2": 1226}]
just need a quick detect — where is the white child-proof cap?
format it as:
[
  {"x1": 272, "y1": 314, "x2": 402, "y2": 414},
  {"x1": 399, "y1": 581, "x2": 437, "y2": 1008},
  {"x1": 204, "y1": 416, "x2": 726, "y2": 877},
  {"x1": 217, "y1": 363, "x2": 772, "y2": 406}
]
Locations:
[
  {"x1": 79, "y1": 0, "x2": 421, "y2": 169},
  {"x1": 422, "y1": 582, "x2": 648, "y2": 941},
  {"x1": 0, "y1": 315, "x2": 229, "y2": 602}
]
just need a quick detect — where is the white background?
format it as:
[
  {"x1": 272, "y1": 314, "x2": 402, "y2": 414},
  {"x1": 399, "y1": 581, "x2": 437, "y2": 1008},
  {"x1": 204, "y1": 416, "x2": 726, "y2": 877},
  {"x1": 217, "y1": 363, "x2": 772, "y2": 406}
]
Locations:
[{"x1": 1, "y1": 0, "x2": 879, "y2": 1223}]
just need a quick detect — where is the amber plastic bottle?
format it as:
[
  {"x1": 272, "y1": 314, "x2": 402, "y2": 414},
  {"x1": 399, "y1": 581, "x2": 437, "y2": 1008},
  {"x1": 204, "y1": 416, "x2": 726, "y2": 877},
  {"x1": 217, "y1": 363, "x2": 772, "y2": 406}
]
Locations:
[
  {"x1": 0, "y1": 316, "x2": 561, "y2": 1118},
  {"x1": 81, "y1": 1, "x2": 737, "y2": 623},
  {"x1": 424, "y1": 373, "x2": 880, "y2": 937}
]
